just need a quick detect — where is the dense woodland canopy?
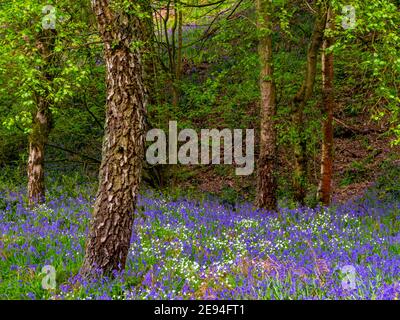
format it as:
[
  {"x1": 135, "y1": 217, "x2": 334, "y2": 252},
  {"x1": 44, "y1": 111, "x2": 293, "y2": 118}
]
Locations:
[{"x1": 0, "y1": 0, "x2": 399, "y2": 299}]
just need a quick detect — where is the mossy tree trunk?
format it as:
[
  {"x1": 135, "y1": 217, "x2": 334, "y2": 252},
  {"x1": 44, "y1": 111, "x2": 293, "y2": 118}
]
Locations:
[
  {"x1": 28, "y1": 99, "x2": 51, "y2": 206},
  {"x1": 27, "y1": 29, "x2": 56, "y2": 206},
  {"x1": 255, "y1": 0, "x2": 278, "y2": 212}
]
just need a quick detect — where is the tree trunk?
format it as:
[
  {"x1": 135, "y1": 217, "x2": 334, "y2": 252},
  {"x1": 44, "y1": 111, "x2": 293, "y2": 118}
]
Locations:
[
  {"x1": 172, "y1": 1, "x2": 182, "y2": 109},
  {"x1": 176, "y1": 8, "x2": 183, "y2": 83},
  {"x1": 292, "y1": 8, "x2": 327, "y2": 205},
  {"x1": 318, "y1": 7, "x2": 335, "y2": 206},
  {"x1": 28, "y1": 99, "x2": 51, "y2": 206},
  {"x1": 140, "y1": 0, "x2": 157, "y2": 106},
  {"x1": 27, "y1": 29, "x2": 56, "y2": 206},
  {"x1": 255, "y1": 0, "x2": 278, "y2": 211},
  {"x1": 81, "y1": 0, "x2": 147, "y2": 277}
]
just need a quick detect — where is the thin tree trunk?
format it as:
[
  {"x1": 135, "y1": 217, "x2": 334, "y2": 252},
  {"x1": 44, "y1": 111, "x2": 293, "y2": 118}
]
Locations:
[
  {"x1": 81, "y1": 0, "x2": 147, "y2": 277},
  {"x1": 176, "y1": 8, "x2": 183, "y2": 83},
  {"x1": 292, "y1": 8, "x2": 327, "y2": 205},
  {"x1": 140, "y1": 0, "x2": 157, "y2": 106},
  {"x1": 140, "y1": 2, "x2": 168, "y2": 189},
  {"x1": 28, "y1": 99, "x2": 51, "y2": 206},
  {"x1": 27, "y1": 29, "x2": 56, "y2": 206},
  {"x1": 255, "y1": 0, "x2": 278, "y2": 211},
  {"x1": 318, "y1": 7, "x2": 335, "y2": 205},
  {"x1": 172, "y1": 1, "x2": 182, "y2": 109}
]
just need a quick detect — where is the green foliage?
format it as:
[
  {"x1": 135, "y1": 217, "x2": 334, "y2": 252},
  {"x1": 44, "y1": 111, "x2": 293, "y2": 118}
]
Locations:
[
  {"x1": 374, "y1": 158, "x2": 400, "y2": 201},
  {"x1": 0, "y1": 2, "x2": 104, "y2": 188},
  {"x1": 339, "y1": 160, "x2": 368, "y2": 187},
  {"x1": 332, "y1": 0, "x2": 400, "y2": 143}
]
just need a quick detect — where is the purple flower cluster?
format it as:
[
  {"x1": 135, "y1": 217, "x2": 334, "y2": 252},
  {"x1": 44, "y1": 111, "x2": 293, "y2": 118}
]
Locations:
[{"x1": 0, "y1": 189, "x2": 399, "y2": 300}]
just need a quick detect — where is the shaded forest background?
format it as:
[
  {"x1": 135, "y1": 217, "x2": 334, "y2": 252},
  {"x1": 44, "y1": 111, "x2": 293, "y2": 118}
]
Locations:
[{"x1": 0, "y1": 0, "x2": 399, "y2": 206}]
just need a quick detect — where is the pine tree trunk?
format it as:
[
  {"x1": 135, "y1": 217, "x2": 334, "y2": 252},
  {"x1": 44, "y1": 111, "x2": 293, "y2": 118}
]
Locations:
[
  {"x1": 318, "y1": 8, "x2": 335, "y2": 205},
  {"x1": 255, "y1": 0, "x2": 278, "y2": 212},
  {"x1": 292, "y1": 9, "x2": 327, "y2": 205},
  {"x1": 81, "y1": 0, "x2": 147, "y2": 277}
]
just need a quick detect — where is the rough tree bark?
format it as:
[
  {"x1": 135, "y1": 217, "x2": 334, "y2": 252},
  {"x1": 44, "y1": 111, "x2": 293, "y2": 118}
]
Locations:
[
  {"x1": 255, "y1": 0, "x2": 278, "y2": 211},
  {"x1": 318, "y1": 7, "x2": 335, "y2": 205},
  {"x1": 291, "y1": 7, "x2": 327, "y2": 205},
  {"x1": 81, "y1": 0, "x2": 148, "y2": 276},
  {"x1": 27, "y1": 29, "x2": 56, "y2": 206}
]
